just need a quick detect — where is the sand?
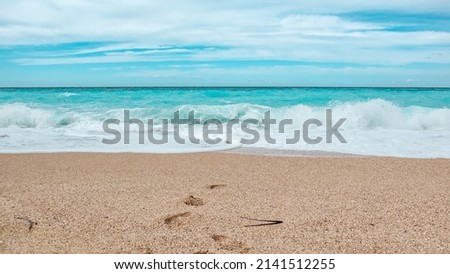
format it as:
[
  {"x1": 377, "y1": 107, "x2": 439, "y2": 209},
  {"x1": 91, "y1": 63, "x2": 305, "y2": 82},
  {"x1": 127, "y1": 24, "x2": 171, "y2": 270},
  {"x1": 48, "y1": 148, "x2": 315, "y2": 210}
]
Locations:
[{"x1": 0, "y1": 153, "x2": 449, "y2": 254}]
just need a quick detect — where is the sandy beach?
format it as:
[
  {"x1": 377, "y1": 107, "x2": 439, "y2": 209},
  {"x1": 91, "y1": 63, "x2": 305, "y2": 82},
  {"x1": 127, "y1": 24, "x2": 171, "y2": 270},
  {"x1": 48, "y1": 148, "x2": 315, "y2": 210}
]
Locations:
[{"x1": 0, "y1": 153, "x2": 449, "y2": 254}]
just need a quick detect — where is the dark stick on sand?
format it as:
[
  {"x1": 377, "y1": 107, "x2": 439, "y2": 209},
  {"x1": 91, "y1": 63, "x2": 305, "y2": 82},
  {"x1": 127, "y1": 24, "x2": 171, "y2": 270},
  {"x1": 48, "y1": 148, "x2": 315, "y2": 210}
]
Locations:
[{"x1": 241, "y1": 217, "x2": 283, "y2": 227}]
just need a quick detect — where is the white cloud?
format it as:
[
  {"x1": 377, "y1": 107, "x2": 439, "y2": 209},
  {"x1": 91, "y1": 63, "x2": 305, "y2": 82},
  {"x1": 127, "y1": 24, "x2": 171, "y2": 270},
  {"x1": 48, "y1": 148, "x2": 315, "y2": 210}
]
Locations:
[
  {"x1": 1, "y1": 0, "x2": 449, "y2": 45},
  {"x1": 280, "y1": 14, "x2": 385, "y2": 32},
  {"x1": 1, "y1": 0, "x2": 450, "y2": 67}
]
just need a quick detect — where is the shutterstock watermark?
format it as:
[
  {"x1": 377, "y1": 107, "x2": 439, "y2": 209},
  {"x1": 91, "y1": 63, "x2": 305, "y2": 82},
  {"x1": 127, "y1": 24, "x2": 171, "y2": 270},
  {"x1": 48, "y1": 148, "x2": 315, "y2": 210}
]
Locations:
[{"x1": 102, "y1": 109, "x2": 347, "y2": 145}]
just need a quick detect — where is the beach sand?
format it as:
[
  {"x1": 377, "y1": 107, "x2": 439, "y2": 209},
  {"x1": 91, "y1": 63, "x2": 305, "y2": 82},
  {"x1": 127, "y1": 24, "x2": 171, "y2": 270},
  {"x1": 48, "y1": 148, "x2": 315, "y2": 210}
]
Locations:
[{"x1": 0, "y1": 153, "x2": 449, "y2": 254}]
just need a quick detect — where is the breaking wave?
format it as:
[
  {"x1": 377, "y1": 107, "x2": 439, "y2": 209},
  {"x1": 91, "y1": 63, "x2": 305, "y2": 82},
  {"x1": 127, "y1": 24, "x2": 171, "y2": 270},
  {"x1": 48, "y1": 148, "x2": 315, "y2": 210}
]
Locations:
[{"x1": 1, "y1": 99, "x2": 449, "y2": 131}]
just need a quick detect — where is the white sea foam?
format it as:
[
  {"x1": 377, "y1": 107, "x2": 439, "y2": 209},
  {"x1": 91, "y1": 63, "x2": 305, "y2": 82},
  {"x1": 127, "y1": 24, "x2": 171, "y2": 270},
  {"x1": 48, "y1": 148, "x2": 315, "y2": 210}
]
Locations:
[
  {"x1": 0, "y1": 100, "x2": 449, "y2": 157},
  {"x1": 0, "y1": 103, "x2": 56, "y2": 128},
  {"x1": 58, "y1": 92, "x2": 79, "y2": 97}
]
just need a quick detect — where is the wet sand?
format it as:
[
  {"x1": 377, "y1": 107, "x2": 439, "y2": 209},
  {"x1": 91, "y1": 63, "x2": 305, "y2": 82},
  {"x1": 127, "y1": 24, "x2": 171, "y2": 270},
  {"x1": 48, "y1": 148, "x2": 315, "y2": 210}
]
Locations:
[{"x1": 0, "y1": 153, "x2": 449, "y2": 253}]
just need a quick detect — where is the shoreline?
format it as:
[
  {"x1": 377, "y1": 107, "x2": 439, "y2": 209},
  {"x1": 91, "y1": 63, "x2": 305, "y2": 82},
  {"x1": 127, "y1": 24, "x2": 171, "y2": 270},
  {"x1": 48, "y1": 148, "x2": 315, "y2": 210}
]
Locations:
[
  {"x1": 1, "y1": 153, "x2": 449, "y2": 253},
  {"x1": 0, "y1": 147, "x2": 445, "y2": 159}
]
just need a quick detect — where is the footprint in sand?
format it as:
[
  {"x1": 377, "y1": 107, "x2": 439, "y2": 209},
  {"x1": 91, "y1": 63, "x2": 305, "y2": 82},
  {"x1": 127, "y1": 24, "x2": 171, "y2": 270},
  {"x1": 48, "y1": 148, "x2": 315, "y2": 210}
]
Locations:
[
  {"x1": 184, "y1": 195, "x2": 205, "y2": 206},
  {"x1": 164, "y1": 212, "x2": 192, "y2": 228},
  {"x1": 211, "y1": 234, "x2": 250, "y2": 253},
  {"x1": 15, "y1": 216, "x2": 37, "y2": 232},
  {"x1": 207, "y1": 184, "x2": 227, "y2": 190}
]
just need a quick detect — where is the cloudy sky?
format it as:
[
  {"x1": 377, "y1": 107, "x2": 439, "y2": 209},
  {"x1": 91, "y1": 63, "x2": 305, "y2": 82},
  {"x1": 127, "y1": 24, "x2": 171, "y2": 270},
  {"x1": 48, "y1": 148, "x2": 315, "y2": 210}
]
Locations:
[{"x1": 0, "y1": 0, "x2": 449, "y2": 87}]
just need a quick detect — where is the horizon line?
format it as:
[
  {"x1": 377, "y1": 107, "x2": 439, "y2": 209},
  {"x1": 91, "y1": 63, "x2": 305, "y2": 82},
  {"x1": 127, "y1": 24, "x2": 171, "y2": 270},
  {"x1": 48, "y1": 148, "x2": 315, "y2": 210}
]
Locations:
[{"x1": 1, "y1": 86, "x2": 449, "y2": 89}]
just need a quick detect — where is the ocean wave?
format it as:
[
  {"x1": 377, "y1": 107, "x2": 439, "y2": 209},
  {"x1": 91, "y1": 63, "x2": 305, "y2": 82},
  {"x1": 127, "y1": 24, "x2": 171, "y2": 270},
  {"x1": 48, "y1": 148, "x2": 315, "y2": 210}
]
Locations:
[
  {"x1": 58, "y1": 92, "x2": 79, "y2": 97},
  {"x1": 0, "y1": 103, "x2": 85, "y2": 129},
  {"x1": 163, "y1": 100, "x2": 450, "y2": 131},
  {"x1": 0, "y1": 103, "x2": 56, "y2": 128},
  {"x1": 331, "y1": 99, "x2": 450, "y2": 130},
  {"x1": 1, "y1": 100, "x2": 449, "y2": 131}
]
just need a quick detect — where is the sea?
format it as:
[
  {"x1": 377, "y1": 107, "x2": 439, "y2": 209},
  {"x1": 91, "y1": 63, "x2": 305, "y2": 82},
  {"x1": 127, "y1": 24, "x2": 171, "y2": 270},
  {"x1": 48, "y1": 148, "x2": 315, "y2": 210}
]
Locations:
[{"x1": 0, "y1": 87, "x2": 449, "y2": 158}]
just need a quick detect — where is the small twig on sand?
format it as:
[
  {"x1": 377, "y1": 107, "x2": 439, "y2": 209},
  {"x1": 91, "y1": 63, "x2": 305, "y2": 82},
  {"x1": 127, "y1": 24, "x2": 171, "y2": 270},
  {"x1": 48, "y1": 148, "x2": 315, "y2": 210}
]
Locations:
[
  {"x1": 241, "y1": 217, "x2": 283, "y2": 227},
  {"x1": 15, "y1": 216, "x2": 37, "y2": 232}
]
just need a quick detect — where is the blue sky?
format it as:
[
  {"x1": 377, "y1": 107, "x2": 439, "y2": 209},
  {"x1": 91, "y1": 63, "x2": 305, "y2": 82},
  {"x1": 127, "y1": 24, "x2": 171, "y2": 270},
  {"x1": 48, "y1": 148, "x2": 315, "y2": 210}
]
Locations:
[{"x1": 0, "y1": 0, "x2": 449, "y2": 87}]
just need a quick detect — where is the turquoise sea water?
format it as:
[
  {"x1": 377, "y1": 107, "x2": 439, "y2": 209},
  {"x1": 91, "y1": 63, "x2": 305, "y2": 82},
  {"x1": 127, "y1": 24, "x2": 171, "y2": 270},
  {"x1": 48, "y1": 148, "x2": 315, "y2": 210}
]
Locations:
[{"x1": 1, "y1": 87, "x2": 449, "y2": 157}]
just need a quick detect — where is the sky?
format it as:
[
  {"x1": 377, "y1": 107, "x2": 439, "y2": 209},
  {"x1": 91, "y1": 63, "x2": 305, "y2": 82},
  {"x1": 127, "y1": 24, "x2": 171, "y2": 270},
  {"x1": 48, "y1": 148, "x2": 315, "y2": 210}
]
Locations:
[{"x1": 0, "y1": 0, "x2": 449, "y2": 87}]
